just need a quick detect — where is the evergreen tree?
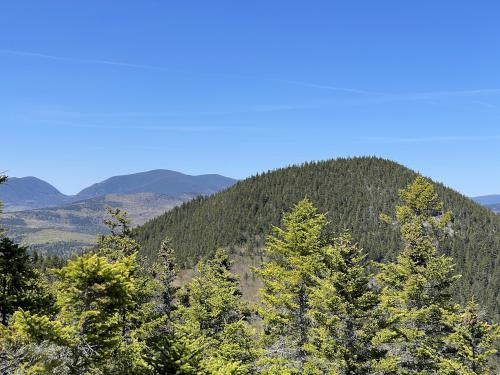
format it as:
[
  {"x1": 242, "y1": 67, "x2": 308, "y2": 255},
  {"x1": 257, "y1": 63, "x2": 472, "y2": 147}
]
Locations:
[
  {"x1": 0, "y1": 237, "x2": 52, "y2": 326},
  {"x1": 373, "y1": 176, "x2": 460, "y2": 373},
  {"x1": 0, "y1": 174, "x2": 7, "y2": 237},
  {"x1": 439, "y1": 300, "x2": 499, "y2": 374},
  {"x1": 176, "y1": 248, "x2": 256, "y2": 374},
  {"x1": 307, "y1": 231, "x2": 381, "y2": 374},
  {"x1": 0, "y1": 208, "x2": 197, "y2": 374},
  {"x1": 256, "y1": 198, "x2": 328, "y2": 373},
  {"x1": 152, "y1": 238, "x2": 178, "y2": 319}
]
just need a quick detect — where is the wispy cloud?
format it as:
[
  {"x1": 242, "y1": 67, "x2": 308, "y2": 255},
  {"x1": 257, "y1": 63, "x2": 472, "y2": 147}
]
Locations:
[
  {"x1": 2, "y1": 48, "x2": 500, "y2": 113},
  {"x1": 0, "y1": 48, "x2": 375, "y2": 94},
  {"x1": 361, "y1": 135, "x2": 500, "y2": 143},
  {"x1": 0, "y1": 48, "x2": 171, "y2": 71},
  {"x1": 27, "y1": 119, "x2": 267, "y2": 133}
]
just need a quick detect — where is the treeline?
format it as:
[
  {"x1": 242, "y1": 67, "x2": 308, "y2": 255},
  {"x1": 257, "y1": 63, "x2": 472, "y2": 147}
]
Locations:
[
  {"x1": 0, "y1": 176, "x2": 498, "y2": 374},
  {"x1": 134, "y1": 157, "x2": 500, "y2": 321}
]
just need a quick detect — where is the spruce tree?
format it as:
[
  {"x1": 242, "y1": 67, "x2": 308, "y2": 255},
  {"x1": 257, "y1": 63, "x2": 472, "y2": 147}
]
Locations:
[
  {"x1": 0, "y1": 238, "x2": 52, "y2": 326},
  {"x1": 256, "y1": 198, "x2": 328, "y2": 373},
  {"x1": 307, "y1": 231, "x2": 380, "y2": 374},
  {"x1": 439, "y1": 299, "x2": 499, "y2": 374},
  {"x1": 0, "y1": 208, "x2": 196, "y2": 373},
  {"x1": 176, "y1": 248, "x2": 256, "y2": 374},
  {"x1": 373, "y1": 176, "x2": 460, "y2": 373}
]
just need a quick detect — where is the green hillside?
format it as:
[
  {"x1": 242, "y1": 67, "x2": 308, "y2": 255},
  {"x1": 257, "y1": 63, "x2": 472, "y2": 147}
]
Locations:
[{"x1": 135, "y1": 157, "x2": 500, "y2": 320}]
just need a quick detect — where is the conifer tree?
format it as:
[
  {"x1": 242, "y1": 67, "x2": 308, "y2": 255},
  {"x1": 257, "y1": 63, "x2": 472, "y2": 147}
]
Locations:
[
  {"x1": 439, "y1": 299, "x2": 499, "y2": 374},
  {"x1": 0, "y1": 238, "x2": 53, "y2": 326},
  {"x1": 176, "y1": 248, "x2": 256, "y2": 374},
  {"x1": 307, "y1": 231, "x2": 380, "y2": 374},
  {"x1": 373, "y1": 176, "x2": 460, "y2": 373},
  {"x1": 0, "y1": 208, "x2": 197, "y2": 373},
  {"x1": 152, "y1": 238, "x2": 178, "y2": 319},
  {"x1": 256, "y1": 198, "x2": 328, "y2": 373}
]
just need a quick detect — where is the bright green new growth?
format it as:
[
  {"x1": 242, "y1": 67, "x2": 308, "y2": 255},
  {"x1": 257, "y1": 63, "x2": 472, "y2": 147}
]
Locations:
[
  {"x1": 176, "y1": 248, "x2": 257, "y2": 374},
  {"x1": 307, "y1": 232, "x2": 381, "y2": 374},
  {"x1": 439, "y1": 299, "x2": 499, "y2": 374},
  {"x1": 256, "y1": 198, "x2": 329, "y2": 373},
  {"x1": 374, "y1": 176, "x2": 462, "y2": 373}
]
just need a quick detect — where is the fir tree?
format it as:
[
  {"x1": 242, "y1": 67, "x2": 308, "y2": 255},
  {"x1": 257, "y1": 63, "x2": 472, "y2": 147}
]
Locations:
[
  {"x1": 256, "y1": 198, "x2": 328, "y2": 373},
  {"x1": 307, "y1": 231, "x2": 381, "y2": 374},
  {"x1": 152, "y1": 238, "x2": 178, "y2": 320},
  {"x1": 439, "y1": 299, "x2": 499, "y2": 374},
  {"x1": 176, "y1": 248, "x2": 256, "y2": 374},
  {"x1": 373, "y1": 176, "x2": 460, "y2": 373},
  {"x1": 0, "y1": 238, "x2": 52, "y2": 326}
]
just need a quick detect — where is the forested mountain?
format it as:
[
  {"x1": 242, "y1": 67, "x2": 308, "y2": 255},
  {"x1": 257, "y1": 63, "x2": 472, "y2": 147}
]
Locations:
[
  {"x1": 135, "y1": 157, "x2": 500, "y2": 320},
  {"x1": 75, "y1": 170, "x2": 236, "y2": 200},
  {"x1": 0, "y1": 177, "x2": 70, "y2": 211}
]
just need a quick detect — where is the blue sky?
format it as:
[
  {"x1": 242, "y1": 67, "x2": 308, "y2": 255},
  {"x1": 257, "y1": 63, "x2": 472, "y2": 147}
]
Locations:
[{"x1": 1, "y1": 1, "x2": 499, "y2": 196}]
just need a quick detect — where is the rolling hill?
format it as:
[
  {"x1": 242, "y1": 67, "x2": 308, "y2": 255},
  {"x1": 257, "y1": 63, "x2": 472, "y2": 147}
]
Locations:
[{"x1": 135, "y1": 157, "x2": 500, "y2": 320}]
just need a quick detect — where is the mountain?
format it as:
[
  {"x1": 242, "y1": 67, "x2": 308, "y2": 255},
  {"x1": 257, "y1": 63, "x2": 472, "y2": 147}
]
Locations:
[
  {"x1": 0, "y1": 170, "x2": 237, "y2": 212},
  {"x1": 2, "y1": 193, "x2": 195, "y2": 255},
  {"x1": 0, "y1": 170, "x2": 237, "y2": 254},
  {"x1": 75, "y1": 170, "x2": 236, "y2": 200},
  {"x1": 473, "y1": 194, "x2": 500, "y2": 205},
  {"x1": 483, "y1": 203, "x2": 500, "y2": 213},
  {"x1": 473, "y1": 195, "x2": 500, "y2": 213},
  {"x1": 0, "y1": 177, "x2": 70, "y2": 212},
  {"x1": 135, "y1": 157, "x2": 500, "y2": 320}
]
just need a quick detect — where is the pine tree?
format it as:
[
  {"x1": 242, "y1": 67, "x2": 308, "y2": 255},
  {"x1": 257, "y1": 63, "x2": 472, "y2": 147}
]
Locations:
[
  {"x1": 373, "y1": 176, "x2": 460, "y2": 373},
  {"x1": 176, "y1": 248, "x2": 257, "y2": 374},
  {"x1": 307, "y1": 231, "x2": 381, "y2": 374},
  {"x1": 438, "y1": 299, "x2": 499, "y2": 374},
  {"x1": 256, "y1": 198, "x2": 328, "y2": 373}
]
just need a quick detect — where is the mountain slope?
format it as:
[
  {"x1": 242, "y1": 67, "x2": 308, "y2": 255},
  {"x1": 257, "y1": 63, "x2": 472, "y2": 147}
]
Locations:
[
  {"x1": 75, "y1": 170, "x2": 236, "y2": 200},
  {"x1": 135, "y1": 157, "x2": 500, "y2": 320},
  {"x1": 0, "y1": 177, "x2": 70, "y2": 211}
]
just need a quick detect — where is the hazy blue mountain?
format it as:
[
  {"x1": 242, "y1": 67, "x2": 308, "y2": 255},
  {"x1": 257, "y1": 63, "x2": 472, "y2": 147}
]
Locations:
[
  {"x1": 0, "y1": 170, "x2": 237, "y2": 254},
  {"x1": 0, "y1": 177, "x2": 70, "y2": 211},
  {"x1": 473, "y1": 194, "x2": 500, "y2": 205},
  {"x1": 484, "y1": 203, "x2": 500, "y2": 213},
  {"x1": 473, "y1": 195, "x2": 500, "y2": 213},
  {"x1": 0, "y1": 170, "x2": 237, "y2": 213},
  {"x1": 75, "y1": 170, "x2": 237, "y2": 200}
]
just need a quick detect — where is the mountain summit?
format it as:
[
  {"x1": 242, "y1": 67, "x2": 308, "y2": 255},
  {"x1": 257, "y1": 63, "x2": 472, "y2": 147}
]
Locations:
[{"x1": 75, "y1": 169, "x2": 236, "y2": 200}]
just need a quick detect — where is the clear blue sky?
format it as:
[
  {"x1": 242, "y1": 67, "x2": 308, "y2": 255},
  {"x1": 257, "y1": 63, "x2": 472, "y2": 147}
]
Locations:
[{"x1": 1, "y1": 1, "x2": 499, "y2": 196}]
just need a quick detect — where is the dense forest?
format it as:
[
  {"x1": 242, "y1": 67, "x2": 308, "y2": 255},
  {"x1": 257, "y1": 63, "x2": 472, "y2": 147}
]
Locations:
[
  {"x1": 0, "y1": 174, "x2": 498, "y2": 373},
  {"x1": 135, "y1": 157, "x2": 500, "y2": 321}
]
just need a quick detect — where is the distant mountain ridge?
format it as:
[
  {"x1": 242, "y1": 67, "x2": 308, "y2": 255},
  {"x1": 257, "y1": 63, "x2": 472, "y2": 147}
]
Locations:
[
  {"x1": 0, "y1": 170, "x2": 237, "y2": 212},
  {"x1": 0, "y1": 177, "x2": 70, "y2": 211},
  {"x1": 473, "y1": 195, "x2": 500, "y2": 213},
  {"x1": 75, "y1": 170, "x2": 236, "y2": 200}
]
